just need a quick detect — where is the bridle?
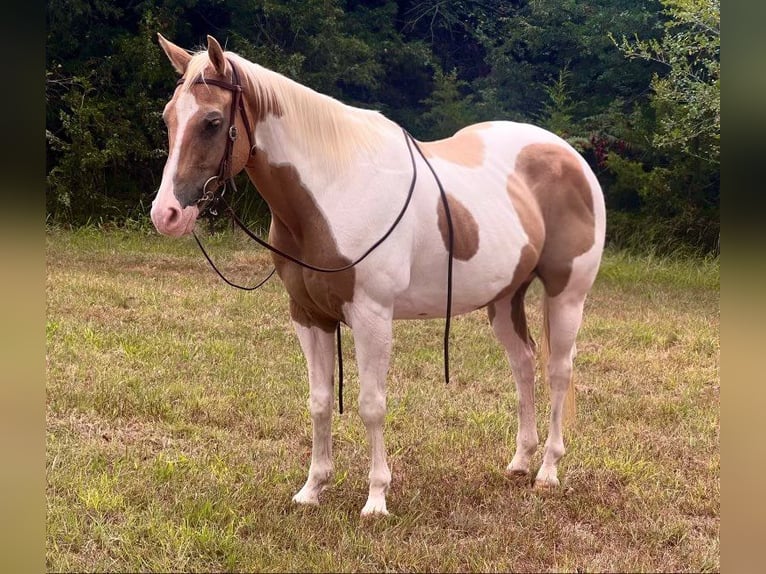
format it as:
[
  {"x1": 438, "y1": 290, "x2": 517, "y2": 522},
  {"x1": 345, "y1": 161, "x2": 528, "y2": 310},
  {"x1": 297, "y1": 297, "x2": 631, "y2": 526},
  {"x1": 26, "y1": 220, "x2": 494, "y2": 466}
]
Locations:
[
  {"x1": 176, "y1": 58, "x2": 256, "y2": 216},
  {"x1": 173, "y1": 58, "x2": 456, "y2": 413}
]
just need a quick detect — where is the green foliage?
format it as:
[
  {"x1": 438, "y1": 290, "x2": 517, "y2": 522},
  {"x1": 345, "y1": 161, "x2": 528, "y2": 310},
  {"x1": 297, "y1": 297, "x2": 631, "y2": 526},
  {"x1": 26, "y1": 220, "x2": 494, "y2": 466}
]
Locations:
[
  {"x1": 478, "y1": 0, "x2": 664, "y2": 119},
  {"x1": 537, "y1": 67, "x2": 582, "y2": 144},
  {"x1": 418, "y1": 68, "x2": 478, "y2": 139},
  {"x1": 45, "y1": 0, "x2": 719, "y2": 254},
  {"x1": 604, "y1": 0, "x2": 720, "y2": 254},
  {"x1": 611, "y1": 0, "x2": 720, "y2": 162},
  {"x1": 46, "y1": 5, "x2": 173, "y2": 223}
]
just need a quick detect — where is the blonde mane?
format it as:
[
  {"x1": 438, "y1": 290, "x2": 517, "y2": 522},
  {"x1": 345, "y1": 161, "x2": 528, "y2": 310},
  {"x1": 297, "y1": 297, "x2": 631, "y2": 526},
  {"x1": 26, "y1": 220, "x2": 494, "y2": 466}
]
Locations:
[{"x1": 181, "y1": 50, "x2": 395, "y2": 171}]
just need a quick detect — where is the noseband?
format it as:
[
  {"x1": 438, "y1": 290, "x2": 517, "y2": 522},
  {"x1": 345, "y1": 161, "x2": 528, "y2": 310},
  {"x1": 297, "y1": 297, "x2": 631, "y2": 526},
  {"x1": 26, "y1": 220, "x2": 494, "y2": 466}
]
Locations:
[{"x1": 177, "y1": 59, "x2": 256, "y2": 216}]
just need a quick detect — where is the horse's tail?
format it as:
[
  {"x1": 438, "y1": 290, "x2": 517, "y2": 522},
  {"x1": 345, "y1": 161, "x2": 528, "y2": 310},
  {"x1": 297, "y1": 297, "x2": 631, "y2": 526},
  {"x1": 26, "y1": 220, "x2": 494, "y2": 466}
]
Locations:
[{"x1": 541, "y1": 294, "x2": 576, "y2": 426}]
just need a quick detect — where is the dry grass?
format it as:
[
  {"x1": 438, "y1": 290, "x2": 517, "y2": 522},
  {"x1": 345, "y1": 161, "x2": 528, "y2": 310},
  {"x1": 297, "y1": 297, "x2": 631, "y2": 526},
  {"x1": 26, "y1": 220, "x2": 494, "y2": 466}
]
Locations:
[{"x1": 46, "y1": 226, "x2": 719, "y2": 572}]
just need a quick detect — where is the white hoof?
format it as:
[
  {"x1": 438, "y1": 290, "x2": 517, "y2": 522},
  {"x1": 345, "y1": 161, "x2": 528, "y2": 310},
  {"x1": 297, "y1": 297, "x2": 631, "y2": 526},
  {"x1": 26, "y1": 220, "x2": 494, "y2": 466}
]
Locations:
[
  {"x1": 533, "y1": 468, "x2": 560, "y2": 490},
  {"x1": 505, "y1": 466, "x2": 530, "y2": 484},
  {"x1": 292, "y1": 487, "x2": 320, "y2": 506},
  {"x1": 506, "y1": 458, "x2": 531, "y2": 476},
  {"x1": 360, "y1": 497, "x2": 389, "y2": 517}
]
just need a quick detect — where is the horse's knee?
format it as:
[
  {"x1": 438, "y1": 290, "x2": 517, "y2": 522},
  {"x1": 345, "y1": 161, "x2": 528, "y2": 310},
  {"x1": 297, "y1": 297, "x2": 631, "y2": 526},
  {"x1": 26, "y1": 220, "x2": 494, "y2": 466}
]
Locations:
[
  {"x1": 510, "y1": 350, "x2": 536, "y2": 385},
  {"x1": 358, "y1": 389, "x2": 385, "y2": 425},
  {"x1": 309, "y1": 390, "x2": 333, "y2": 420}
]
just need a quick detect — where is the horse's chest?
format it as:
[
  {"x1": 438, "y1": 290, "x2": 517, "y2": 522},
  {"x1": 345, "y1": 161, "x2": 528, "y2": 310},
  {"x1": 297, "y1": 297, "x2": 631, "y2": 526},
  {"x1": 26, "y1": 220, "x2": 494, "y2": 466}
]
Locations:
[
  {"x1": 280, "y1": 262, "x2": 354, "y2": 318},
  {"x1": 270, "y1": 219, "x2": 355, "y2": 325}
]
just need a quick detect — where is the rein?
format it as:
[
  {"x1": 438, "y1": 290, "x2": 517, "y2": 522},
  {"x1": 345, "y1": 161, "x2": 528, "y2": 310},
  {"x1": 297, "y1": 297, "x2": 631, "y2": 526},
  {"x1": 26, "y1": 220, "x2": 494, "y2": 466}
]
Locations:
[{"x1": 185, "y1": 59, "x2": 455, "y2": 413}]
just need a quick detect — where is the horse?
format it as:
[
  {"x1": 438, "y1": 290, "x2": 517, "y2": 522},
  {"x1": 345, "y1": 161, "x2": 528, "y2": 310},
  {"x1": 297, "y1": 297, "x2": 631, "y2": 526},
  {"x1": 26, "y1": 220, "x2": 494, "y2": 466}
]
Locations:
[{"x1": 150, "y1": 34, "x2": 606, "y2": 516}]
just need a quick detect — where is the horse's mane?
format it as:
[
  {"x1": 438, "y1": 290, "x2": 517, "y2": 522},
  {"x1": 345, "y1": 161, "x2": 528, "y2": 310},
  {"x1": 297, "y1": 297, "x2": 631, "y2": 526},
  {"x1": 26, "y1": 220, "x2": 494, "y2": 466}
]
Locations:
[{"x1": 181, "y1": 51, "x2": 395, "y2": 170}]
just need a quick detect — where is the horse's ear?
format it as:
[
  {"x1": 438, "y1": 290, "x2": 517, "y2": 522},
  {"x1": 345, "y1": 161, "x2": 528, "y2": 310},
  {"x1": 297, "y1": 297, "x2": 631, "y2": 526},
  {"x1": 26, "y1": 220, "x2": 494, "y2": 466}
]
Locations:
[
  {"x1": 207, "y1": 35, "x2": 227, "y2": 76},
  {"x1": 157, "y1": 33, "x2": 191, "y2": 75}
]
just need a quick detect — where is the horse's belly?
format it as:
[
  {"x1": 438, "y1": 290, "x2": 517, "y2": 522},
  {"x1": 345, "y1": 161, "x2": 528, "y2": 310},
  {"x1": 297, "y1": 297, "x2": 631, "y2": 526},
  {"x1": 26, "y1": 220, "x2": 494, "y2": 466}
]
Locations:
[
  {"x1": 393, "y1": 295, "x2": 485, "y2": 319},
  {"x1": 391, "y1": 248, "x2": 526, "y2": 320},
  {"x1": 391, "y1": 183, "x2": 532, "y2": 319}
]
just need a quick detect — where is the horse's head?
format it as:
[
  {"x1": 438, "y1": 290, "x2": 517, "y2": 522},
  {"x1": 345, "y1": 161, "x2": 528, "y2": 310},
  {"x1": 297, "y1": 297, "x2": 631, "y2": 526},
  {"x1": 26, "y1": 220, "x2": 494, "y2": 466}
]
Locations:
[{"x1": 151, "y1": 34, "x2": 253, "y2": 236}]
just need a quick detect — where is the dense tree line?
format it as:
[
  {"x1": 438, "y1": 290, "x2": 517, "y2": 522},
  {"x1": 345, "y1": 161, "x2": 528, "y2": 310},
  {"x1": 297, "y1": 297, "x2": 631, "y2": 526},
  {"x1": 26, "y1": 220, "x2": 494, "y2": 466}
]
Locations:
[{"x1": 46, "y1": 0, "x2": 719, "y2": 254}]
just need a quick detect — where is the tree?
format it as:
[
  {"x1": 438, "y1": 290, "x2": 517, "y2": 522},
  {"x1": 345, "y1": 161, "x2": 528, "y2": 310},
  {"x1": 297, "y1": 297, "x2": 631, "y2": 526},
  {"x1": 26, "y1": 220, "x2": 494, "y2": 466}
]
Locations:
[
  {"x1": 478, "y1": 0, "x2": 664, "y2": 121},
  {"x1": 603, "y1": 0, "x2": 720, "y2": 254},
  {"x1": 611, "y1": 0, "x2": 720, "y2": 163},
  {"x1": 418, "y1": 68, "x2": 478, "y2": 139}
]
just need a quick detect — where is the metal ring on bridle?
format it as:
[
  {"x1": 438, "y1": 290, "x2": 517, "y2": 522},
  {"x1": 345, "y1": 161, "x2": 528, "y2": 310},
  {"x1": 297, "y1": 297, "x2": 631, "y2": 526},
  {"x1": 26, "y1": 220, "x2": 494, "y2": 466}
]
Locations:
[
  {"x1": 202, "y1": 175, "x2": 221, "y2": 196},
  {"x1": 198, "y1": 175, "x2": 226, "y2": 213}
]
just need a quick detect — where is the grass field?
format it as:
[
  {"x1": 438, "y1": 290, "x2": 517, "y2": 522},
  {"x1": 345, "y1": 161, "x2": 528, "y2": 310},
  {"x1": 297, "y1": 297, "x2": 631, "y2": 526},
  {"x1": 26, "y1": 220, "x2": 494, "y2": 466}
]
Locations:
[{"x1": 46, "y1": 226, "x2": 719, "y2": 572}]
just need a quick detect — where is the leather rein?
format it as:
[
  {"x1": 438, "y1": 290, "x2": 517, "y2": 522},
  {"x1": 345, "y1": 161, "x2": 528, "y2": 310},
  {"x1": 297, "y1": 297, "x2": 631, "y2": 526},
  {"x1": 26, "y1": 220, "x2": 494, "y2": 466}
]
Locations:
[{"x1": 180, "y1": 59, "x2": 456, "y2": 413}]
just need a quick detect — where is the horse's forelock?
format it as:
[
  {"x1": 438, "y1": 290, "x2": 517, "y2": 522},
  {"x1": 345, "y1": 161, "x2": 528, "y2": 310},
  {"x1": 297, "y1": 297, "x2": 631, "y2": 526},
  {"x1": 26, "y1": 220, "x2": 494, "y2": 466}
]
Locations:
[{"x1": 180, "y1": 51, "x2": 222, "y2": 92}]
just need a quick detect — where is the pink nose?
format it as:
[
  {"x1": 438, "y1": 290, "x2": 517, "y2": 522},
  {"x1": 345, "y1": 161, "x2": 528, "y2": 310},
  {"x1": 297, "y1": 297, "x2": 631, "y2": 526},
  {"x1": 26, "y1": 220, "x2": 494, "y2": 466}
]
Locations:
[
  {"x1": 151, "y1": 187, "x2": 199, "y2": 236},
  {"x1": 152, "y1": 206, "x2": 184, "y2": 236},
  {"x1": 151, "y1": 204, "x2": 188, "y2": 237},
  {"x1": 162, "y1": 206, "x2": 181, "y2": 228}
]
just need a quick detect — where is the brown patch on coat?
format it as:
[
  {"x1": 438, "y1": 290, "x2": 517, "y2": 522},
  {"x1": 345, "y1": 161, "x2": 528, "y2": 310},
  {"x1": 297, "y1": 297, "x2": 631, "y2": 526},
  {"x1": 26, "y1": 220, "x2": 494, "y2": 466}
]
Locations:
[
  {"x1": 245, "y1": 151, "x2": 353, "y2": 331},
  {"x1": 421, "y1": 128, "x2": 486, "y2": 168},
  {"x1": 515, "y1": 143, "x2": 595, "y2": 297},
  {"x1": 486, "y1": 243, "x2": 538, "y2": 307},
  {"x1": 506, "y1": 172, "x2": 545, "y2": 252},
  {"x1": 484, "y1": 172, "x2": 544, "y2": 311},
  {"x1": 487, "y1": 259, "x2": 535, "y2": 344},
  {"x1": 436, "y1": 194, "x2": 480, "y2": 260},
  {"x1": 510, "y1": 280, "x2": 533, "y2": 343}
]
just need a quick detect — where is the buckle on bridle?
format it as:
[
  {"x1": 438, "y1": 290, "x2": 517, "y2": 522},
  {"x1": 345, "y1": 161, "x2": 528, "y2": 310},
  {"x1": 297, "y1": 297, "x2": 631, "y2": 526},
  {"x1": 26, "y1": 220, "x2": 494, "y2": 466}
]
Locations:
[{"x1": 229, "y1": 126, "x2": 238, "y2": 141}]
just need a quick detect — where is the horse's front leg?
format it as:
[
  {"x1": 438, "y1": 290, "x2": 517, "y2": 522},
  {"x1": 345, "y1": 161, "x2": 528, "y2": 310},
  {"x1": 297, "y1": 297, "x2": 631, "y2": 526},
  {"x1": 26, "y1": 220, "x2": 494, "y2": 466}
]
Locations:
[
  {"x1": 290, "y1": 302, "x2": 337, "y2": 506},
  {"x1": 349, "y1": 303, "x2": 394, "y2": 516}
]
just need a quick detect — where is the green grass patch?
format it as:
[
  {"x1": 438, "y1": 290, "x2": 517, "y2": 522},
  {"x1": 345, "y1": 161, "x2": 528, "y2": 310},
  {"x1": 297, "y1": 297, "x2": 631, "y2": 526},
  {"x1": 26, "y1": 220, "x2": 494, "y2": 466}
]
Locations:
[{"x1": 47, "y1": 227, "x2": 719, "y2": 572}]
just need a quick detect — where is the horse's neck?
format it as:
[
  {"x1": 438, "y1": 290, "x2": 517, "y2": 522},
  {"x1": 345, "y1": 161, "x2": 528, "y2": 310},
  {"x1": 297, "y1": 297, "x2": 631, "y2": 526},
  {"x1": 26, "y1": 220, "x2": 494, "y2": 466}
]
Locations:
[
  {"x1": 246, "y1": 117, "x2": 342, "y2": 210},
  {"x1": 245, "y1": 112, "x2": 402, "y2": 234}
]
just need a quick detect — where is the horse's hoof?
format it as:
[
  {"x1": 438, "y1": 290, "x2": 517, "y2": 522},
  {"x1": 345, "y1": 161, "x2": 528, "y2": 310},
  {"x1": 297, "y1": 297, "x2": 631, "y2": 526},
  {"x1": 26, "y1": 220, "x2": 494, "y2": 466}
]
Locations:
[
  {"x1": 292, "y1": 490, "x2": 320, "y2": 506},
  {"x1": 504, "y1": 468, "x2": 531, "y2": 485},
  {"x1": 360, "y1": 499, "x2": 389, "y2": 517},
  {"x1": 533, "y1": 477, "x2": 560, "y2": 491}
]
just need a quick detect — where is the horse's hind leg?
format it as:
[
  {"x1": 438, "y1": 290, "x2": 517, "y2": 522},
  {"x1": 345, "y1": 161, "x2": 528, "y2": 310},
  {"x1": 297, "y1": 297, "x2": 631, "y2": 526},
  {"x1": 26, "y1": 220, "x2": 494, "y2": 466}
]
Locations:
[
  {"x1": 488, "y1": 282, "x2": 539, "y2": 479},
  {"x1": 291, "y1": 302, "x2": 337, "y2": 506},
  {"x1": 533, "y1": 290, "x2": 585, "y2": 488}
]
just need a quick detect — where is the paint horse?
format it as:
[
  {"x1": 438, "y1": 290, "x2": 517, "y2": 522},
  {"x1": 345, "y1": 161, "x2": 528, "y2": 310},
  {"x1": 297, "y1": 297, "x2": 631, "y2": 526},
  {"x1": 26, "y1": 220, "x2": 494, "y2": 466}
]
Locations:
[{"x1": 151, "y1": 34, "x2": 606, "y2": 516}]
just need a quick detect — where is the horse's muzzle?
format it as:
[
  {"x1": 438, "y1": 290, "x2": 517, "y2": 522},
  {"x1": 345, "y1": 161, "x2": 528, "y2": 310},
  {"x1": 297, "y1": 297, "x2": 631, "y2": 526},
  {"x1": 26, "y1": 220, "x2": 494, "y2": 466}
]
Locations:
[{"x1": 150, "y1": 193, "x2": 199, "y2": 237}]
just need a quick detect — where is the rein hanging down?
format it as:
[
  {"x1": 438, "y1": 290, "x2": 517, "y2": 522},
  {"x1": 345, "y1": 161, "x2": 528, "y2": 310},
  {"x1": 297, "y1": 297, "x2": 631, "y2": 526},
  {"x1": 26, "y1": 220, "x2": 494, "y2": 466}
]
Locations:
[{"x1": 189, "y1": 60, "x2": 455, "y2": 414}]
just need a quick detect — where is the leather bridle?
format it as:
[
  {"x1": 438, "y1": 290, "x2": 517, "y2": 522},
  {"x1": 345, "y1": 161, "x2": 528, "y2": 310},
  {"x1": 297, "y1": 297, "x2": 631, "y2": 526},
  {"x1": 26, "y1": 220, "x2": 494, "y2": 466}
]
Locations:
[{"x1": 176, "y1": 58, "x2": 256, "y2": 216}]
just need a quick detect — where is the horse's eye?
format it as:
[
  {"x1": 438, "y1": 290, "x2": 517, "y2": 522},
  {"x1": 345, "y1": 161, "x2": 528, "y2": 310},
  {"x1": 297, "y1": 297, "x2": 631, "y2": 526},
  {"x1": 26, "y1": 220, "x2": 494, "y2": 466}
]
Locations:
[{"x1": 207, "y1": 118, "x2": 222, "y2": 130}]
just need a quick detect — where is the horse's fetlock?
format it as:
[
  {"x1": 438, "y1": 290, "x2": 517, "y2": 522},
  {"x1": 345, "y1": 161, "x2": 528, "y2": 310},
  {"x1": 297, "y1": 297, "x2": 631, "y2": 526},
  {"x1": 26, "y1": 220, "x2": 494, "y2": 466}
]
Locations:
[
  {"x1": 520, "y1": 437, "x2": 539, "y2": 456},
  {"x1": 544, "y1": 442, "x2": 565, "y2": 462}
]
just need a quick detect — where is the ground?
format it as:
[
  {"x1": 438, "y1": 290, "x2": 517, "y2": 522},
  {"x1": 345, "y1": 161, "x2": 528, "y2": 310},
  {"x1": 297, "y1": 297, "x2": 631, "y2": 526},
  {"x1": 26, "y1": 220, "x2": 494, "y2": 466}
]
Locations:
[{"x1": 46, "y1": 226, "x2": 719, "y2": 572}]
